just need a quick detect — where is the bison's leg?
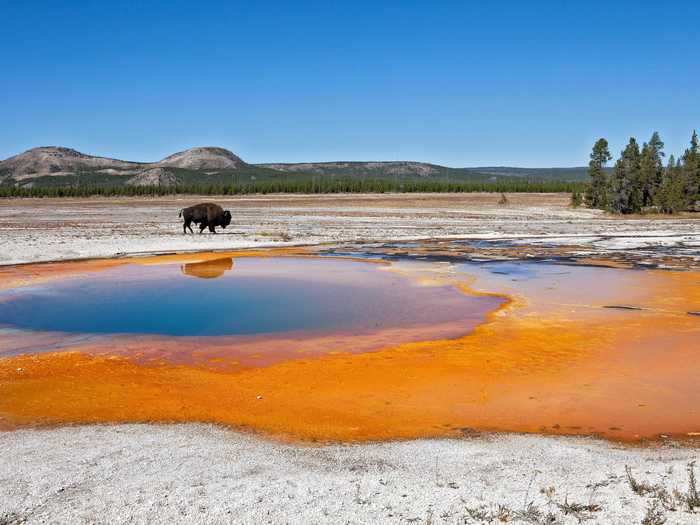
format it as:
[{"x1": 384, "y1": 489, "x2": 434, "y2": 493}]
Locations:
[
  {"x1": 199, "y1": 222, "x2": 207, "y2": 234},
  {"x1": 209, "y1": 224, "x2": 217, "y2": 234}
]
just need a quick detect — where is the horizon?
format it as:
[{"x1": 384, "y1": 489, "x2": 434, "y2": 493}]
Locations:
[
  {"x1": 2, "y1": 1, "x2": 699, "y2": 167},
  {"x1": 1, "y1": 144, "x2": 600, "y2": 169}
]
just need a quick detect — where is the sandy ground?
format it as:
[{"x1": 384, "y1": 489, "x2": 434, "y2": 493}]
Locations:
[
  {"x1": 1, "y1": 193, "x2": 698, "y2": 265},
  {"x1": 2, "y1": 425, "x2": 699, "y2": 524},
  {"x1": 2, "y1": 193, "x2": 700, "y2": 524}
]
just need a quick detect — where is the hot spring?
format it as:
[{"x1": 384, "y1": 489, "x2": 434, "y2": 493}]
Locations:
[{"x1": 0, "y1": 253, "x2": 698, "y2": 442}]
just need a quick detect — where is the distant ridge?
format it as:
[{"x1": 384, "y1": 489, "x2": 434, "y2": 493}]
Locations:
[
  {"x1": 259, "y1": 162, "x2": 592, "y2": 182},
  {"x1": 258, "y1": 161, "x2": 444, "y2": 177},
  {"x1": 0, "y1": 146, "x2": 592, "y2": 188}
]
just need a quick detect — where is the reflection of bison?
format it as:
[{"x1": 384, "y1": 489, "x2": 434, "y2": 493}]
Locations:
[
  {"x1": 179, "y1": 203, "x2": 232, "y2": 234},
  {"x1": 181, "y1": 257, "x2": 234, "y2": 278}
]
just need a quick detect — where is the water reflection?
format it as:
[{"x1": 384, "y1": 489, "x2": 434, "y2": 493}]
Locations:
[{"x1": 181, "y1": 257, "x2": 233, "y2": 279}]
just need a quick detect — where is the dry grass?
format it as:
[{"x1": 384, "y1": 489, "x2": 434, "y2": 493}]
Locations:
[
  {"x1": 456, "y1": 464, "x2": 700, "y2": 524},
  {"x1": 683, "y1": 461, "x2": 700, "y2": 512},
  {"x1": 461, "y1": 491, "x2": 600, "y2": 524},
  {"x1": 626, "y1": 465, "x2": 658, "y2": 496},
  {"x1": 555, "y1": 497, "x2": 601, "y2": 522},
  {"x1": 625, "y1": 461, "x2": 700, "y2": 522},
  {"x1": 641, "y1": 501, "x2": 667, "y2": 525}
]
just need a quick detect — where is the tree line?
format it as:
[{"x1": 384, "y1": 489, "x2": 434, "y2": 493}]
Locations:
[
  {"x1": 582, "y1": 130, "x2": 699, "y2": 214},
  {"x1": 0, "y1": 178, "x2": 583, "y2": 198}
]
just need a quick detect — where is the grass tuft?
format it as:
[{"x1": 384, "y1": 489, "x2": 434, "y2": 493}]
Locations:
[{"x1": 641, "y1": 501, "x2": 667, "y2": 525}]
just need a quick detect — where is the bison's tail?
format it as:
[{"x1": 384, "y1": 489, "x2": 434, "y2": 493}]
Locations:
[{"x1": 178, "y1": 208, "x2": 183, "y2": 218}]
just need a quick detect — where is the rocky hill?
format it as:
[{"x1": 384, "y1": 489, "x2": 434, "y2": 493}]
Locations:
[
  {"x1": 125, "y1": 168, "x2": 178, "y2": 187},
  {"x1": 156, "y1": 147, "x2": 245, "y2": 170},
  {"x1": 0, "y1": 146, "x2": 252, "y2": 186},
  {"x1": 0, "y1": 147, "x2": 144, "y2": 181}
]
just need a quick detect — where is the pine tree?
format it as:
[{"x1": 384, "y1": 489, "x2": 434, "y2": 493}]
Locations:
[
  {"x1": 608, "y1": 138, "x2": 642, "y2": 214},
  {"x1": 639, "y1": 131, "x2": 665, "y2": 208},
  {"x1": 682, "y1": 130, "x2": 699, "y2": 210},
  {"x1": 656, "y1": 155, "x2": 685, "y2": 213},
  {"x1": 585, "y1": 138, "x2": 612, "y2": 208}
]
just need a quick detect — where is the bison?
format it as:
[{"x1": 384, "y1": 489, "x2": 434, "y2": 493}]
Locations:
[{"x1": 179, "y1": 203, "x2": 232, "y2": 234}]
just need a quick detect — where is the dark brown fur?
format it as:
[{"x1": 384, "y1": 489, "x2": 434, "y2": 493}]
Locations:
[{"x1": 179, "y1": 203, "x2": 232, "y2": 234}]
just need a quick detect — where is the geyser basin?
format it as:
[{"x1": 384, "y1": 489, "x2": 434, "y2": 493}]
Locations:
[
  {"x1": 0, "y1": 256, "x2": 502, "y2": 357},
  {"x1": 1, "y1": 252, "x2": 698, "y2": 442}
]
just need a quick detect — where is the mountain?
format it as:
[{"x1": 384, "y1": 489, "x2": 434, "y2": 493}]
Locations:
[
  {"x1": 0, "y1": 146, "x2": 592, "y2": 188},
  {"x1": 0, "y1": 146, "x2": 254, "y2": 187},
  {"x1": 157, "y1": 147, "x2": 246, "y2": 170},
  {"x1": 0, "y1": 147, "x2": 144, "y2": 181}
]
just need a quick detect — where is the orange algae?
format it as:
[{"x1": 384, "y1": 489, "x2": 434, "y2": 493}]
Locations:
[{"x1": 0, "y1": 256, "x2": 699, "y2": 442}]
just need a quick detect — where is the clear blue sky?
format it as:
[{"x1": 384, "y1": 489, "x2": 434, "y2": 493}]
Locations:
[{"x1": 2, "y1": 1, "x2": 698, "y2": 167}]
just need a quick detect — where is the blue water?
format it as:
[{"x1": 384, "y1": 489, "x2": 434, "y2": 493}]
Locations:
[{"x1": 0, "y1": 257, "x2": 500, "y2": 337}]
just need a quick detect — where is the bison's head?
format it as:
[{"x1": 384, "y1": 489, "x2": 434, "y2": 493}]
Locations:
[{"x1": 222, "y1": 210, "x2": 232, "y2": 228}]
